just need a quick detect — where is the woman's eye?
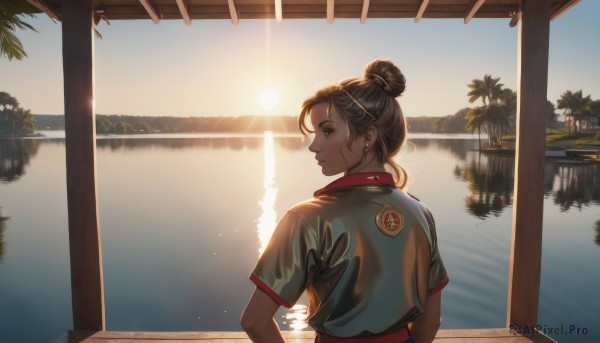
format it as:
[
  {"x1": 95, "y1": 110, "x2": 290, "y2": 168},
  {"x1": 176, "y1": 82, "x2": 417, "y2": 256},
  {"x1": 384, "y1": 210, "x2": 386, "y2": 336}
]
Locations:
[{"x1": 323, "y1": 128, "x2": 334, "y2": 136}]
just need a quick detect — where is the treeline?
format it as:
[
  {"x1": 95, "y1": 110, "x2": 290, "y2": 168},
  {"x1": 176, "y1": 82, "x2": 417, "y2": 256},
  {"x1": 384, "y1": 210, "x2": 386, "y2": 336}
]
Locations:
[
  {"x1": 34, "y1": 114, "x2": 300, "y2": 133},
  {"x1": 1, "y1": 92, "x2": 35, "y2": 136},
  {"x1": 34, "y1": 114, "x2": 475, "y2": 134},
  {"x1": 408, "y1": 108, "x2": 470, "y2": 133}
]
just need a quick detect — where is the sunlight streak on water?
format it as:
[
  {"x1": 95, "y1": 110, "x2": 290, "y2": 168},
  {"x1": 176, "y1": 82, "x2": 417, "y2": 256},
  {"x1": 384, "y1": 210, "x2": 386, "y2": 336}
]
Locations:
[
  {"x1": 283, "y1": 304, "x2": 309, "y2": 331},
  {"x1": 257, "y1": 132, "x2": 277, "y2": 255},
  {"x1": 256, "y1": 133, "x2": 309, "y2": 331}
]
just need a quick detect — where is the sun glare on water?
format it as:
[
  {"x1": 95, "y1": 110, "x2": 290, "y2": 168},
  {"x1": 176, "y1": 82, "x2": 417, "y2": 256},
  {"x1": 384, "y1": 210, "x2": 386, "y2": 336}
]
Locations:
[
  {"x1": 256, "y1": 133, "x2": 309, "y2": 331},
  {"x1": 257, "y1": 132, "x2": 277, "y2": 255},
  {"x1": 258, "y1": 88, "x2": 279, "y2": 111}
]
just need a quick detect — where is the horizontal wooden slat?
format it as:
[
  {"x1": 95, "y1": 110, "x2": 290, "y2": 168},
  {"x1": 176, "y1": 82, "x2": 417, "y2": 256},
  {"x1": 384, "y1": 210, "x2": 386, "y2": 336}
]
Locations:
[
  {"x1": 40, "y1": 0, "x2": 574, "y2": 21},
  {"x1": 25, "y1": 0, "x2": 62, "y2": 20},
  {"x1": 52, "y1": 329, "x2": 557, "y2": 343},
  {"x1": 101, "y1": 4, "x2": 521, "y2": 20},
  {"x1": 551, "y1": 0, "x2": 580, "y2": 20}
]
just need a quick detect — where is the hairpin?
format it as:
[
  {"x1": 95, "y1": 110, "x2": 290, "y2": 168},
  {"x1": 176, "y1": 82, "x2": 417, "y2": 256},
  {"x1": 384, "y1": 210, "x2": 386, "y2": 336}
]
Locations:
[
  {"x1": 367, "y1": 73, "x2": 391, "y2": 89},
  {"x1": 338, "y1": 85, "x2": 377, "y2": 121}
]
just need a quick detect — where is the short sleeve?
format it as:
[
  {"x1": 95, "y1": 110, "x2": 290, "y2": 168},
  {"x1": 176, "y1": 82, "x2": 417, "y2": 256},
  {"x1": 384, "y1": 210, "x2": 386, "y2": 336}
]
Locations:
[
  {"x1": 250, "y1": 211, "x2": 319, "y2": 308},
  {"x1": 425, "y1": 210, "x2": 449, "y2": 296}
]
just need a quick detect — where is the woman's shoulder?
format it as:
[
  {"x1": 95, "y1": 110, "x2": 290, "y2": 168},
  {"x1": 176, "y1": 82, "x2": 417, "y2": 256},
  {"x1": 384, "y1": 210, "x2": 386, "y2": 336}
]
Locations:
[
  {"x1": 285, "y1": 188, "x2": 430, "y2": 218},
  {"x1": 403, "y1": 191, "x2": 432, "y2": 212},
  {"x1": 286, "y1": 197, "x2": 328, "y2": 217},
  {"x1": 387, "y1": 189, "x2": 436, "y2": 229}
]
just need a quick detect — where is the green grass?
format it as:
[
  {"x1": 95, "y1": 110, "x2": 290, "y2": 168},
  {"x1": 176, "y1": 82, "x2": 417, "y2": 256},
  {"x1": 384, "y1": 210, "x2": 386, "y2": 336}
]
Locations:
[
  {"x1": 545, "y1": 129, "x2": 600, "y2": 149},
  {"x1": 499, "y1": 129, "x2": 600, "y2": 149}
]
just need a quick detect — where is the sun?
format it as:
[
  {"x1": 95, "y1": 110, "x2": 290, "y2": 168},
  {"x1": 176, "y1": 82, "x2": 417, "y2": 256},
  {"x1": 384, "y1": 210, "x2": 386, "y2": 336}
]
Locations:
[{"x1": 258, "y1": 88, "x2": 279, "y2": 111}]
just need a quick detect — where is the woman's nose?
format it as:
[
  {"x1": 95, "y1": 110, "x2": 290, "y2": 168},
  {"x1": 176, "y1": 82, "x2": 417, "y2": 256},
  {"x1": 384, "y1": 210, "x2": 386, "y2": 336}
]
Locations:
[{"x1": 308, "y1": 138, "x2": 319, "y2": 153}]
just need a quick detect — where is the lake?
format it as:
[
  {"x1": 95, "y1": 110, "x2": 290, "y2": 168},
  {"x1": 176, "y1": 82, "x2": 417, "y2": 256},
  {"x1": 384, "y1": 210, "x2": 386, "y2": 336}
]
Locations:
[{"x1": 0, "y1": 132, "x2": 599, "y2": 342}]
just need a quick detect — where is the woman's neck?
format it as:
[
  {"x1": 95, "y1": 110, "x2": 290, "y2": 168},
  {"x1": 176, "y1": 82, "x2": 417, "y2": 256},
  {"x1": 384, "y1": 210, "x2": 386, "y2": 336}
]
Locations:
[{"x1": 345, "y1": 162, "x2": 387, "y2": 175}]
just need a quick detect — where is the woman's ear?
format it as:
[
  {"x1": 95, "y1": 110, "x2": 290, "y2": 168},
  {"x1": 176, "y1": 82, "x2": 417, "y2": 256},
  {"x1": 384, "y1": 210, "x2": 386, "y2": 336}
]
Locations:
[{"x1": 364, "y1": 126, "x2": 378, "y2": 146}]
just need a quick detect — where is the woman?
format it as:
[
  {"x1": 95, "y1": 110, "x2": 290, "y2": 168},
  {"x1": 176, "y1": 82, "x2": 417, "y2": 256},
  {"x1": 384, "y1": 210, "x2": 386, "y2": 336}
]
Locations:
[{"x1": 241, "y1": 60, "x2": 448, "y2": 343}]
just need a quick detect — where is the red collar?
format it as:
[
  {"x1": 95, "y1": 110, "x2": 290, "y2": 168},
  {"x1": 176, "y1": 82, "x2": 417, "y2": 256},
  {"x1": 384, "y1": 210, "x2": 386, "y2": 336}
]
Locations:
[{"x1": 313, "y1": 172, "x2": 396, "y2": 197}]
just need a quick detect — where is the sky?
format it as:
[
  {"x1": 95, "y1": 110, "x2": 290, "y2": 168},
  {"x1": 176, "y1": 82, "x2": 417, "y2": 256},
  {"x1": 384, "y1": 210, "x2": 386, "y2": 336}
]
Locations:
[{"x1": 1, "y1": 1, "x2": 599, "y2": 118}]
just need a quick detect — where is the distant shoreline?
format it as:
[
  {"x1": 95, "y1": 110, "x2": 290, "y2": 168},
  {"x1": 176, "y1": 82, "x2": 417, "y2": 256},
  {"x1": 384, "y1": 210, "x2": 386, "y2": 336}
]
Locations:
[
  {"x1": 30, "y1": 130, "x2": 482, "y2": 140},
  {"x1": 27, "y1": 115, "x2": 597, "y2": 148},
  {"x1": 32, "y1": 114, "x2": 474, "y2": 135}
]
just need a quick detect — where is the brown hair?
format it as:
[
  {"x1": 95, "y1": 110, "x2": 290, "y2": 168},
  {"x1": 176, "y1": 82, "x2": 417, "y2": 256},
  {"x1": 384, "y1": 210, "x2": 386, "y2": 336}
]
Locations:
[{"x1": 298, "y1": 59, "x2": 408, "y2": 189}]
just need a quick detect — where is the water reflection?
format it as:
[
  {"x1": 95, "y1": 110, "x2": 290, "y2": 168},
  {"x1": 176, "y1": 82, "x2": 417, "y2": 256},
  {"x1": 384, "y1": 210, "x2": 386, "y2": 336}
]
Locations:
[
  {"x1": 2, "y1": 134, "x2": 599, "y2": 340},
  {"x1": 255, "y1": 133, "x2": 310, "y2": 330},
  {"x1": 257, "y1": 132, "x2": 277, "y2": 254},
  {"x1": 454, "y1": 151, "x2": 600, "y2": 247},
  {"x1": 454, "y1": 153, "x2": 514, "y2": 218},
  {"x1": 95, "y1": 136, "x2": 306, "y2": 152},
  {"x1": 282, "y1": 304, "x2": 309, "y2": 331},
  {"x1": 0, "y1": 209, "x2": 8, "y2": 262},
  {"x1": 0, "y1": 139, "x2": 40, "y2": 183},
  {"x1": 595, "y1": 221, "x2": 600, "y2": 247},
  {"x1": 409, "y1": 139, "x2": 474, "y2": 161},
  {"x1": 547, "y1": 163, "x2": 600, "y2": 212},
  {"x1": 455, "y1": 150, "x2": 600, "y2": 220}
]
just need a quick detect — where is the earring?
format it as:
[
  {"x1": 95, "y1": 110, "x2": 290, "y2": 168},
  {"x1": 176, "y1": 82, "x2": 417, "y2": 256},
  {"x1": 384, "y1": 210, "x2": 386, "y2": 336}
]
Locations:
[{"x1": 363, "y1": 143, "x2": 370, "y2": 152}]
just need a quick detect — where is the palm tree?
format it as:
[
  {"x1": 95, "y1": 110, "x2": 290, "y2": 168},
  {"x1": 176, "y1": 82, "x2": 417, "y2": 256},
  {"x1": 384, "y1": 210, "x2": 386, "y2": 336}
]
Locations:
[
  {"x1": 588, "y1": 100, "x2": 600, "y2": 126},
  {"x1": 0, "y1": 92, "x2": 21, "y2": 135},
  {"x1": 487, "y1": 103, "x2": 511, "y2": 146},
  {"x1": 0, "y1": 91, "x2": 35, "y2": 136},
  {"x1": 466, "y1": 76, "x2": 515, "y2": 148},
  {"x1": 0, "y1": 91, "x2": 19, "y2": 111},
  {"x1": 466, "y1": 106, "x2": 486, "y2": 148},
  {"x1": 467, "y1": 76, "x2": 498, "y2": 147},
  {"x1": 0, "y1": 209, "x2": 8, "y2": 262},
  {"x1": 595, "y1": 220, "x2": 600, "y2": 247},
  {"x1": 546, "y1": 101, "x2": 559, "y2": 129},
  {"x1": 13, "y1": 107, "x2": 35, "y2": 135},
  {"x1": 492, "y1": 87, "x2": 516, "y2": 146},
  {"x1": 557, "y1": 90, "x2": 592, "y2": 135},
  {"x1": 0, "y1": 0, "x2": 39, "y2": 60},
  {"x1": 467, "y1": 75, "x2": 504, "y2": 107}
]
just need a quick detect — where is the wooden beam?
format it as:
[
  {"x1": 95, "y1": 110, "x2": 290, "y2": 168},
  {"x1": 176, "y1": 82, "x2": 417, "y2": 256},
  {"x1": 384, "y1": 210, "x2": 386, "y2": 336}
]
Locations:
[
  {"x1": 51, "y1": 329, "x2": 558, "y2": 343},
  {"x1": 464, "y1": 0, "x2": 485, "y2": 24},
  {"x1": 227, "y1": 0, "x2": 239, "y2": 24},
  {"x1": 275, "y1": 0, "x2": 282, "y2": 22},
  {"x1": 61, "y1": 0, "x2": 105, "y2": 331},
  {"x1": 138, "y1": 0, "x2": 160, "y2": 23},
  {"x1": 175, "y1": 0, "x2": 191, "y2": 25},
  {"x1": 90, "y1": 3, "x2": 527, "y2": 21},
  {"x1": 360, "y1": 0, "x2": 370, "y2": 24},
  {"x1": 25, "y1": 0, "x2": 61, "y2": 21},
  {"x1": 551, "y1": 0, "x2": 580, "y2": 20},
  {"x1": 509, "y1": 11, "x2": 520, "y2": 28},
  {"x1": 415, "y1": 0, "x2": 429, "y2": 23},
  {"x1": 509, "y1": 1, "x2": 521, "y2": 28},
  {"x1": 327, "y1": 0, "x2": 334, "y2": 23},
  {"x1": 507, "y1": 0, "x2": 550, "y2": 328}
]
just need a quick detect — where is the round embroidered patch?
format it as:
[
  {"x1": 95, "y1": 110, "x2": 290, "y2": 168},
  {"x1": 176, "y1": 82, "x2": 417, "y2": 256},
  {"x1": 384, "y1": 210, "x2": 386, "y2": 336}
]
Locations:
[{"x1": 375, "y1": 204, "x2": 404, "y2": 237}]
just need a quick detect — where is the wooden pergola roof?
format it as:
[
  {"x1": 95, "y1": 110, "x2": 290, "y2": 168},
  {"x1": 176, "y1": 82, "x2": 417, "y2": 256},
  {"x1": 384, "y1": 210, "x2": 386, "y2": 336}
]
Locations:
[
  {"x1": 30, "y1": 0, "x2": 578, "y2": 25},
  {"x1": 25, "y1": 0, "x2": 579, "y2": 340}
]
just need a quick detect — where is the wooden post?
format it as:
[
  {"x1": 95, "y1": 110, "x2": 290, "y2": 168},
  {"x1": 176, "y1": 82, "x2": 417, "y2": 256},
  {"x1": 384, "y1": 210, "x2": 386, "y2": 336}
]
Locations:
[
  {"x1": 62, "y1": 0, "x2": 105, "y2": 330},
  {"x1": 507, "y1": 0, "x2": 550, "y2": 328}
]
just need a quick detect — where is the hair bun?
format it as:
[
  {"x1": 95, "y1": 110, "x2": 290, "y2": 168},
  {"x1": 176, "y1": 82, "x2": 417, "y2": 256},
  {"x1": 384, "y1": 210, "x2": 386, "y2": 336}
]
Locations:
[{"x1": 364, "y1": 59, "x2": 406, "y2": 97}]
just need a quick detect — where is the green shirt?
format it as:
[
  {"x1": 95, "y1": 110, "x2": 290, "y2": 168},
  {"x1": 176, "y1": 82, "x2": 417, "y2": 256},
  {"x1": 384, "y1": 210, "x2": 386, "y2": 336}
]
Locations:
[{"x1": 250, "y1": 173, "x2": 448, "y2": 338}]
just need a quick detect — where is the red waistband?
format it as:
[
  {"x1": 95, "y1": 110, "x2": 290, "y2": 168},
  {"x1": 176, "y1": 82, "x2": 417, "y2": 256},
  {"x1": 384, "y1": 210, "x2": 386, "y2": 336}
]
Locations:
[{"x1": 315, "y1": 328, "x2": 410, "y2": 343}]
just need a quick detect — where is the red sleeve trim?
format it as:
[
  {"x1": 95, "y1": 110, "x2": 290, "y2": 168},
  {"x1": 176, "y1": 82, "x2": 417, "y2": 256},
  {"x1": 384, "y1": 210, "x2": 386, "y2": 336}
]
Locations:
[
  {"x1": 427, "y1": 276, "x2": 449, "y2": 296},
  {"x1": 249, "y1": 274, "x2": 294, "y2": 309}
]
